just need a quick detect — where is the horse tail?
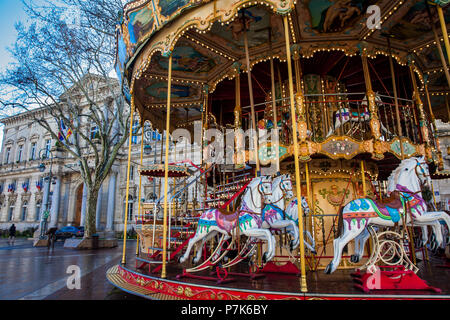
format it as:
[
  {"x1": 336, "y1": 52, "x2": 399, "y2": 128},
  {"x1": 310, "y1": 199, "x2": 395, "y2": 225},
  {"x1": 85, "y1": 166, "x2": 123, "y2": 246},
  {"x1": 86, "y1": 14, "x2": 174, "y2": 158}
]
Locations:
[{"x1": 336, "y1": 205, "x2": 344, "y2": 239}]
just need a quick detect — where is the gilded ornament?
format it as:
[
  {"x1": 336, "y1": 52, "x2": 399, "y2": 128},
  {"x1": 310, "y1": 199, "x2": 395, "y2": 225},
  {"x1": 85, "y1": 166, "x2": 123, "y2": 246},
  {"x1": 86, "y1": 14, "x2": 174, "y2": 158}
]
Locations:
[
  {"x1": 177, "y1": 286, "x2": 184, "y2": 295},
  {"x1": 184, "y1": 287, "x2": 194, "y2": 298}
]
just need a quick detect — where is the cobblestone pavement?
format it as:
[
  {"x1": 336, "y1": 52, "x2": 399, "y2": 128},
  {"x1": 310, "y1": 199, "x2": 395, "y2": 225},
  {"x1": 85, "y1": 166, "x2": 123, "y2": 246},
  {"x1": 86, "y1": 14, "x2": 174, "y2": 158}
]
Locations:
[{"x1": 0, "y1": 238, "x2": 145, "y2": 300}]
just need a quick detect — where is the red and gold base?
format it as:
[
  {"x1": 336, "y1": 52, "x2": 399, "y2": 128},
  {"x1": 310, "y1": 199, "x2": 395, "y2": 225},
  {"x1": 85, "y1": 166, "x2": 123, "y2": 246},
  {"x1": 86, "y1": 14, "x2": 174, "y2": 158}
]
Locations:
[{"x1": 107, "y1": 264, "x2": 450, "y2": 300}]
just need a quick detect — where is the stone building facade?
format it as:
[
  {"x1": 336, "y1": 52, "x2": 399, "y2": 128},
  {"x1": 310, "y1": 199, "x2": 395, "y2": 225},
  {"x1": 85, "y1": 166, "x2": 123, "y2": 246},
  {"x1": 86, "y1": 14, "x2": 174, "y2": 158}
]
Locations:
[{"x1": 0, "y1": 79, "x2": 201, "y2": 233}]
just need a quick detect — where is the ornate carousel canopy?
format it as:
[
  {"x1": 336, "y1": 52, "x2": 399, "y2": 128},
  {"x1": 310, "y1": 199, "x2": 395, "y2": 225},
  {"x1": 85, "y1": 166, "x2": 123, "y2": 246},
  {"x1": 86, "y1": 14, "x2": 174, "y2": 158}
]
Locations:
[
  {"x1": 115, "y1": 0, "x2": 450, "y2": 133},
  {"x1": 116, "y1": 0, "x2": 450, "y2": 132}
]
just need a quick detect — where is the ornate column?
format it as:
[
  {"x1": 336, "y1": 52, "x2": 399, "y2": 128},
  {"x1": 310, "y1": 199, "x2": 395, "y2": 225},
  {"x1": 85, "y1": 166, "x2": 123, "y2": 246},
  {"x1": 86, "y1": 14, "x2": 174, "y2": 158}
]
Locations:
[
  {"x1": 408, "y1": 57, "x2": 431, "y2": 160},
  {"x1": 424, "y1": 75, "x2": 444, "y2": 170},
  {"x1": 106, "y1": 167, "x2": 118, "y2": 231},
  {"x1": 359, "y1": 42, "x2": 383, "y2": 159},
  {"x1": 292, "y1": 45, "x2": 309, "y2": 158},
  {"x1": 80, "y1": 184, "x2": 87, "y2": 227},
  {"x1": 49, "y1": 176, "x2": 61, "y2": 228},
  {"x1": 233, "y1": 62, "x2": 242, "y2": 129}
]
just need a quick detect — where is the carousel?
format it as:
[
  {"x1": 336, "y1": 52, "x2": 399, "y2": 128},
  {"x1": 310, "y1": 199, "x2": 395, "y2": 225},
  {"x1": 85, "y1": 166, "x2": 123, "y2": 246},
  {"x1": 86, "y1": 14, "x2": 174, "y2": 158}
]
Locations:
[{"x1": 107, "y1": 0, "x2": 450, "y2": 300}]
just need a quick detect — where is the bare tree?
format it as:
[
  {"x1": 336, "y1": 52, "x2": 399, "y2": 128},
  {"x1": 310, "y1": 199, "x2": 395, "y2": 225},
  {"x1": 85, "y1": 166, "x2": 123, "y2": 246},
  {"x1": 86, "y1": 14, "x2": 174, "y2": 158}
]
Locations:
[{"x1": 0, "y1": 0, "x2": 133, "y2": 238}]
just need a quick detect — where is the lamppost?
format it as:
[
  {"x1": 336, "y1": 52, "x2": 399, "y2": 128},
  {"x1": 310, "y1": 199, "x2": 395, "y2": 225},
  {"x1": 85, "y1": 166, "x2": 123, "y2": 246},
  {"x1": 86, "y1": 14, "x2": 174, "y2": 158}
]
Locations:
[{"x1": 38, "y1": 148, "x2": 55, "y2": 239}]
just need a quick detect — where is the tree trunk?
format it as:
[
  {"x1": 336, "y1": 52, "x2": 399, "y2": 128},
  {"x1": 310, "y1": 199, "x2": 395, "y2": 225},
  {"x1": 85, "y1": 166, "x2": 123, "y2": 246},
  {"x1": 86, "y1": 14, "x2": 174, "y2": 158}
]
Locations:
[{"x1": 84, "y1": 186, "x2": 99, "y2": 238}]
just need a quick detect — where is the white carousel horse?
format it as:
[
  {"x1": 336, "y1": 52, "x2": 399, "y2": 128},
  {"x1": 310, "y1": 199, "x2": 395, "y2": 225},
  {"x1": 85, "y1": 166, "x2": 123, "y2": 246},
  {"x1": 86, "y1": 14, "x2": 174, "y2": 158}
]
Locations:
[
  {"x1": 190, "y1": 174, "x2": 298, "y2": 265},
  {"x1": 325, "y1": 156, "x2": 450, "y2": 274},
  {"x1": 179, "y1": 175, "x2": 276, "y2": 264},
  {"x1": 233, "y1": 175, "x2": 316, "y2": 265},
  {"x1": 326, "y1": 94, "x2": 392, "y2": 138},
  {"x1": 350, "y1": 158, "x2": 448, "y2": 263},
  {"x1": 285, "y1": 196, "x2": 316, "y2": 253},
  {"x1": 260, "y1": 174, "x2": 299, "y2": 250}
]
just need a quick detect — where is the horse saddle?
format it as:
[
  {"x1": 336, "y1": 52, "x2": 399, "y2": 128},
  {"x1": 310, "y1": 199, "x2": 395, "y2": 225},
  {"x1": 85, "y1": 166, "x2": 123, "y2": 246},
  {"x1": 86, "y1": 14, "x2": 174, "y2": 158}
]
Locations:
[
  {"x1": 215, "y1": 209, "x2": 239, "y2": 234},
  {"x1": 372, "y1": 191, "x2": 404, "y2": 223},
  {"x1": 373, "y1": 191, "x2": 403, "y2": 210},
  {"x1": 217, "y1": 208, "x2": 237, "y2": 216}
]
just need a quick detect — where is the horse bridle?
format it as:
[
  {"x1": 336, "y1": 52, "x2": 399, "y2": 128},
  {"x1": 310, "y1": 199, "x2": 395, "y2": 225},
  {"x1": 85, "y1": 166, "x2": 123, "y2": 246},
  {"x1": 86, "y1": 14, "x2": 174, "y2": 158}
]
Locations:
[
  {"x1": 271, "y1": 176, "x2": 293, "y2": 204},
  {"x1": 414, "y1": 160, "x2": 430, "y2": 189},
  {"x1": 280, "y1": 176, "x2": 293, "y2": 194},
  {"x1": 249, "y1": 178, "x2": 272, "y2": 209}
]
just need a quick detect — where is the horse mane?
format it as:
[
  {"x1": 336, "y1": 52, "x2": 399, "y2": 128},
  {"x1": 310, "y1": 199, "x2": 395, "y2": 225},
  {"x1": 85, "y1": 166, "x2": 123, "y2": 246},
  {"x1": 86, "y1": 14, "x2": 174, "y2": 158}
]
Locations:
[
  {"x1": 235, "y1": 176, "x2": 262, "y2": 210},
  {"x1": 386, "y1": 158, "x2": 418, "y2": 192}
]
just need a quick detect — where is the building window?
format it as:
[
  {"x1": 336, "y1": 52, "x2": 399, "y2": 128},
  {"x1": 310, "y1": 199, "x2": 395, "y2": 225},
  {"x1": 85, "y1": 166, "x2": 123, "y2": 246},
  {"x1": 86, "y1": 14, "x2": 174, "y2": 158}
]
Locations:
[
  {"x1": 124, "y1": 195, "x2": 134, "y2": 221},
  {"x1": 5, "y1": 147, "x2": 11, "y2": 164},
  {"x1": 17, "y1": 145, "x2": 23, "y2": 162},
  {"x1": 21, "y1": 201, "x2": 28, "y2": 221},
  {"x1": 129, "y1": 165, "x2": 134, "y2": 181},
  {"x1": 30, "y1": 142, "x2": 36, "y2": 160},
  {"x1": 8, "y1": 203, "x2": 15, "y2": 221},
  {"x1": 35, "y1": 200, "x2": 42, "y2": 221},
  {"x1": 90, "y1": 125, "x2": 99, "y2": 140},
  {"x1": 44, "y1": 139, "x2": 51, "y2": 158},
  {"x1": 131, "y1": 120, "x2": 139, "y2": 144}
]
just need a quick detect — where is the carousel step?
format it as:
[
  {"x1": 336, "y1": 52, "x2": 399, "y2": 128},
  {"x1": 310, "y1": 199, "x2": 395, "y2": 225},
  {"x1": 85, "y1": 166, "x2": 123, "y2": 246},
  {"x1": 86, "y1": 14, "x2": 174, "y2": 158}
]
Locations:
[
  {"x1": 170, "y1": 226, "x2": 191, "y2": 230},
  {"x1": 158, "y1": 236, "x2": 181, "y2": 241},
  {"x1": 147, "y1": 247, "x2": 176, "y2": 252},
  {"x1": 136, "y1": 257, "x2": 163, "y2": 264}
]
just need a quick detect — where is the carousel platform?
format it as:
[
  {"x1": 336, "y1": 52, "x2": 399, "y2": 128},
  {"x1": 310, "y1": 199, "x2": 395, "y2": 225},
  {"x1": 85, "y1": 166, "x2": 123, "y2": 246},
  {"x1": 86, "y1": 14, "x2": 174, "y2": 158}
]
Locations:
[{"x1": 107, "y1": 254, "x2": 450, "y2": 300}]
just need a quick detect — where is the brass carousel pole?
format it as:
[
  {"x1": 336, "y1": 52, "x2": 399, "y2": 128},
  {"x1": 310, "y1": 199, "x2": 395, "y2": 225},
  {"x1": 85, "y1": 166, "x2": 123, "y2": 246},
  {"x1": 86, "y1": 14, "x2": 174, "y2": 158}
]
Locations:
[
  {"x1": 293, "y1": 45, "x2": 314, "y2": 265},
  {"x1": 437, "y1": 3, "x2": 450, "y2": 67},
  {"x1": 122, "y1": 94, "x2": 136, "y2": 265},
  {"x1": 446, "y1": 96, "x2": 450, "y2": 122},
  {"x1": 360, "y1": 160, "x2": 367, "y2": 197},
  {"x1": 234, "y1": 63, "x2": 242, "y2": 129},
  {"x1": 305, "y1": 161, "x2": 315, "y2": 267},
  {"x1": 243, "y1": 17, "x2": 262, "y2": 262},
  {"x1": 409, "y1": 60, "x2": 431, "y2": 154},
  {"x1": 360, "y1": 44, "x2": 382, "y2": 156},
  {"x1": 136, "y1": 123, "x2": 145, "y2": 256},
  {"x1": 386, "y1": 36, "x2": 404, "y2": 159},
  {"x1": 424, "y1": 77, "x2": 444, "y2": 171},
  {"x1": 242, "y1": 13, "x2": 260, "y2": 175},
  {"x1": 426, "y1": 1, "x2": 450, "y2": 89},
  {"x1": 269, "y1": 28, "x2": 281, "y2": 174},
  {"x1": 284, "y1": 15, "x2": 307, "y2": 293},
  {"x1": 161, "y1": 53, "x2": 173, "y2": 279}
]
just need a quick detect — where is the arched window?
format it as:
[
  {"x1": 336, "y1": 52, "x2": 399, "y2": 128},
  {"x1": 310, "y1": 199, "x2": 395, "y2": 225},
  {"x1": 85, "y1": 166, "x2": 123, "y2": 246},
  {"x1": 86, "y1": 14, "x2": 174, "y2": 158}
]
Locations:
[
  {"x1": 123, "y1": 195, "x2": 134, "y2": 221},
  {"x1": 8, "y1": 203, "x2": 15, "y2": 221},
  {"x1": 35, "y1": 200, "x2": 42, "y2": 221},
  {"x1": 21, "y1": 201, "x2": 28, "y2": 221}
]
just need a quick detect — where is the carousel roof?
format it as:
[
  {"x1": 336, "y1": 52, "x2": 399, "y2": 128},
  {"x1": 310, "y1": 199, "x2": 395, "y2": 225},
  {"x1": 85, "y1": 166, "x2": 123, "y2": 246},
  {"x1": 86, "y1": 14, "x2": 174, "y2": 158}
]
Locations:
[{"x1": 115, "y1": 0, "x2": 450, "y2": 132}]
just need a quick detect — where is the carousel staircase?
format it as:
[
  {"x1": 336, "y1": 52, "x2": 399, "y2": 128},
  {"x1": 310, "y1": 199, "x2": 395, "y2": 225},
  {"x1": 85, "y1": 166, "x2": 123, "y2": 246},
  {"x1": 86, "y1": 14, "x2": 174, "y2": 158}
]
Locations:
[{"x1": 136, "y1": 234, "x2": 195, "y2": 273}]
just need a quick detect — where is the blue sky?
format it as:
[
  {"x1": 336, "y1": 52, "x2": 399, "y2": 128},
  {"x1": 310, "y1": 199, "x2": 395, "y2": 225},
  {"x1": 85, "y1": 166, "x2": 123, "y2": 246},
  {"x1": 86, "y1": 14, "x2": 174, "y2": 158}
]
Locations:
[
  {"x1": 0, "y1": 1, "x2": 28, "y2": 149},
  {"x1": 0, "y1": 1, "x2": 28, "y2": 72}
]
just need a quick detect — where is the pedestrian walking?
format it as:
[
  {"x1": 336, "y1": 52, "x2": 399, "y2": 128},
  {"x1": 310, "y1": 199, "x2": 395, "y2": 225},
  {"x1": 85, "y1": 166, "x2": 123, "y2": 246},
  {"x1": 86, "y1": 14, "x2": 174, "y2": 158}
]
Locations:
[
  {"x1": 46, "y1": 227, "x2": 57, "y2": 249},
  {"x1": 8, "y1": 224, "x2": 16, "y2": 246}
]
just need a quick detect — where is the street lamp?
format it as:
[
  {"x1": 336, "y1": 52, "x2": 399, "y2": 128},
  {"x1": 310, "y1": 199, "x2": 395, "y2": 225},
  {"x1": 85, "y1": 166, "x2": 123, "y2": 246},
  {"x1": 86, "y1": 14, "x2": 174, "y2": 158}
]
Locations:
[
  {"x1": 144, "y1": 144, "x2": 152, "y2": 155},
  {"x1": 38, "y1": 148, "x2": 54, "y2": 239}
]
